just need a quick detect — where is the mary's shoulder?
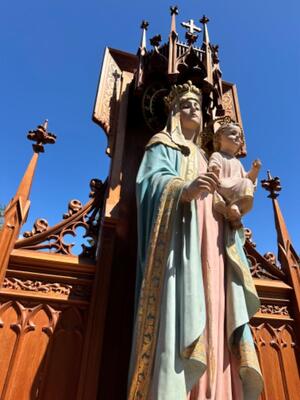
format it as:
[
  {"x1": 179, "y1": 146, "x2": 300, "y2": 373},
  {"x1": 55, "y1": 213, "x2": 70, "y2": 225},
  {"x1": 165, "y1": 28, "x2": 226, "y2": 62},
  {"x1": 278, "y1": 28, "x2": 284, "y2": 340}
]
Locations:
[{"x1": 145, "y1": 132, "x2": 181, "y2": 152}]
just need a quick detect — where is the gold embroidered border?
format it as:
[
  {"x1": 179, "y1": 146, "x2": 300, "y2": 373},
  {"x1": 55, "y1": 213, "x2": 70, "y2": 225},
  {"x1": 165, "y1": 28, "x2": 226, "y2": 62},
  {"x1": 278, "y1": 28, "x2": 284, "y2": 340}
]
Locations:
[
  {"x1": 181, "y1": 335, "x2": 206, "y2": 364},
  {"x1": 227, "y1": 240, "x2": 258, "y2": 304},
  {"x1": 179, "y1": 145, "x2": 207, "y2": 369},
  {"x1": 145, "y1": 132, "x2": 181, "y2": 151},
  {"x1": 180, "y1": 143, "x2": 200, "y2": 181},
  {"x1": 128, "y1": 178, "x2": 184, "y2": 400},
  {"x1": 146, "y1": 134, "x2": 200, "y2": 182},
  {"x1": 239, "y1": 342, "x2": 261, "y2": 371},
  {"x1": 232, "y1": 341, "x2": 261, "y2": 373}
]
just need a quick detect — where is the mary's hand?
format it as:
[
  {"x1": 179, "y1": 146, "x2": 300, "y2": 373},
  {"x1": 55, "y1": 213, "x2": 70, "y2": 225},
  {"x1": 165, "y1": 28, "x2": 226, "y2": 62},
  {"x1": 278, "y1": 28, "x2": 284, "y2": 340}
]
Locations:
[{"x1": 181, "y1": 172, "x2": 219, "y2": 202}]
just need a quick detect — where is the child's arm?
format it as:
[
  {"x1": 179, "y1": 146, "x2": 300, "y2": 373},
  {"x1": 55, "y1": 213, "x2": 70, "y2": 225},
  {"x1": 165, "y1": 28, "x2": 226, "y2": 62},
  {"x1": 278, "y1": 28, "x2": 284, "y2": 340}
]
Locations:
[
  {"x1": 208, "y1": 152, "x2": 222, "y2": 177},
  {"x1": 247, "y1": 159, "x2": 262, "y2": 183}
]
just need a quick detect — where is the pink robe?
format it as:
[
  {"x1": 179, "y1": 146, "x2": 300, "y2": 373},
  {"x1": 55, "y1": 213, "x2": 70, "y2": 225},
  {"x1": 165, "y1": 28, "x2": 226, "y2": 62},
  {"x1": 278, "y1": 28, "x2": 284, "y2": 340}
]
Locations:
[{"x1": 187, "y1": 152, "x2": 243, "y2": 400}]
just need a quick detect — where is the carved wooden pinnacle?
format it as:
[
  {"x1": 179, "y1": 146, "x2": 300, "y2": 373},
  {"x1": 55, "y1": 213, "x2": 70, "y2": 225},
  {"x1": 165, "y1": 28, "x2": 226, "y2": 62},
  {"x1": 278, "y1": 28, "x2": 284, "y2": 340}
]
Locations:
[
  {"x1": 140, "y1": 20, "x2": 149, "y2": 30},
  {"x1": 150, "y1": 34, "x2": 162, "y2": 48},
  {"x1": 200, "y1": 15, "x2": 210, "y2": 25},
  {"x1": 261, "y1": 170, "x2": 282, "y2": 199},
  {"x1": 170, "y1": 6, "x2": 179, "y2": 15},
  {"x1": 27, "y1": 120, "x2": 56, "y2": 153}
]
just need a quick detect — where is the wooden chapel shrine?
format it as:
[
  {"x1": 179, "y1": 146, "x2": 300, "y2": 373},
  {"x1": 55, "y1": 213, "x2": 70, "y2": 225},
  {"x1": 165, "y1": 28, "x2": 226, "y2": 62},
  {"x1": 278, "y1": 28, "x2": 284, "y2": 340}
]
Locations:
[{"x1": 0, "y1": 7, "x2": 299, "y2": 400}]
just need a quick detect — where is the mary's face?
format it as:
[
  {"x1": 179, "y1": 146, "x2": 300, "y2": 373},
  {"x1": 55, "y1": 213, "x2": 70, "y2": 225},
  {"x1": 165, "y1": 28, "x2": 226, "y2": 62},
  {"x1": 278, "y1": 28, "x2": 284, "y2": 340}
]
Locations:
[{"x1": 179, "y1": 98, "x2": 202, "y2": 134}]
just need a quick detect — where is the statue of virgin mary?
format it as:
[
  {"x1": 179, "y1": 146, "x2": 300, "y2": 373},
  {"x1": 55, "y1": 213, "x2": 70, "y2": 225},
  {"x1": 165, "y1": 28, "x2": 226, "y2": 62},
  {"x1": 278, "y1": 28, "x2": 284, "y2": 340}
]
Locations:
[{"x1": 128, "y1": 81, "x2": 263, "y2": 400}]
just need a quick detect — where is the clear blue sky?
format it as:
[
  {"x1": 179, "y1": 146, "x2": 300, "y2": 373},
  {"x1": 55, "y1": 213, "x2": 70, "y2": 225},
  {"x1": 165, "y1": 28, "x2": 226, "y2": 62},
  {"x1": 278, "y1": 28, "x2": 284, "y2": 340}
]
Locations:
[{"x1": 1, "y1": 0, "x2": 299, "y2": 257}]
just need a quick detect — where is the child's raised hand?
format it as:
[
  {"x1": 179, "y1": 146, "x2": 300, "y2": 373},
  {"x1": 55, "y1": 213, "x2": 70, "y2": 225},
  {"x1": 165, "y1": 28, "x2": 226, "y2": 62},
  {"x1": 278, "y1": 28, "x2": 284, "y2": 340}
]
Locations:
[{"x1": 252, "y1": 159, "x2": 262, "y2": 170}]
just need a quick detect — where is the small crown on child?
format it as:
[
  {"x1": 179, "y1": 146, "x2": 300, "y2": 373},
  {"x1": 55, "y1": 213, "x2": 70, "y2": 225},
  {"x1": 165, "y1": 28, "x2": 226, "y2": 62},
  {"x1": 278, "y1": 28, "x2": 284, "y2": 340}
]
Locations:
[
  {"x1": 213, "y1": 116, "x2": 245, "y2": 151},
  {"x1": 215, "y1": 116, "x2": 241, "y2": 129},
  {"x1": 164, "y1": 80, "x2": 202, "y2": 109},
  {"x1": 214, "y1": 116, "x2": 244, "y2": 138}
]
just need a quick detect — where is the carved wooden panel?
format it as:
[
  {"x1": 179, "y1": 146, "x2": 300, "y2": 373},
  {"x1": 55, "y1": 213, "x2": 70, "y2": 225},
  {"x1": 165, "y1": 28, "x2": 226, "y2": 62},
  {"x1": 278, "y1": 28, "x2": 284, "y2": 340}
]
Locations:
[
  {"x1": 0, "y1": 302, "x2": 19, "y2": 395},
  {"x1": 0, "y1": 248, "x2": 93, "y2": 400},
  {"x1": 93, "y1": 48, "x2": 137, "y2": 156},
  {"x1": 222, "y1": 81, "x2": 246, "y2": 156},
  {"x1": 2, "y1": 276, "x2": 91, "y2": 301},
  {"x1": 93, "y1": 47, "x2": 122, "y2": 136},
  {"x1": 0, "y1": 301, "x2": 57, "y2": 399},
  {"x1": 37, "y1": 307, "x2": 84, "y2": 400},
  {"x1": 0, "y1": 299, "x2": 86, "y2": 400},
  {"x1": 222, "y1": 81, "x2": 242, "y2": 126},
  {"x1": 251, "y1": 320, "x2": 299, "y2": 400}
]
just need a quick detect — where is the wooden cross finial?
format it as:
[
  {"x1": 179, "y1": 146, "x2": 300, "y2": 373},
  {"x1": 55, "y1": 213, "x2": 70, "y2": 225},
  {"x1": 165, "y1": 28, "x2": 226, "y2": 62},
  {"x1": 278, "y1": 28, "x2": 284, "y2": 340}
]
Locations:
[
  {"x1": 27, "y1": 120, "x2": 56, "y2": 153},
  {"x1": 181, "y1": 19, "x2": 201, "y2": 46},
  {"x1": 261, "y1": 170, "x2": 282, "y2": 199},
  {"x1": 181, "y1": 19, "x2": 201, "y2": 35},
  {"x1": 141, "y1": 20, "x2": 149, "y2": 30},
  {"x1": 170, "y1": 5, "x2": 179, "y2": 15},
  {"x1": 112, "y1": 69, "x2": 121, "y2": 80},
  {"x1": 200, "y1": 15, "x2": 210, "y2": 25},
  {"x1": 169, "y1": 6, "x2": 178, "y2": 37}
]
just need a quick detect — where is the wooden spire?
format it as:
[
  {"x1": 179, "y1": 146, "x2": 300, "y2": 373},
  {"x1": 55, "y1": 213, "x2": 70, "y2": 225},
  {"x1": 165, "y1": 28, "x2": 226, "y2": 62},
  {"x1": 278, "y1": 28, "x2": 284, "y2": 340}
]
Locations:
[
  {"x1": 139, "y1": 20, "x2": 148, "y2": 56},
  {"x1": 168, "y1": 6, "x2": 179, "y2": 75},
  {"x1": 261, "y1": 170, "x2": 300, "y2": 320},
  {"x1": 0, "y1": 120, "x2": 56, "y2": 286},
  {"x1": 200, "y1": 15, "x2": 210, "y2": 45},
  {"x1": 200, "y1": 15, "x2": 213, "y2": 85},
  {"x1": 135, "y1": 20, "x2": 149, "y2": 90},
  {"x1": 261, "y1": 170, "x2": 290, "y2": 248}
]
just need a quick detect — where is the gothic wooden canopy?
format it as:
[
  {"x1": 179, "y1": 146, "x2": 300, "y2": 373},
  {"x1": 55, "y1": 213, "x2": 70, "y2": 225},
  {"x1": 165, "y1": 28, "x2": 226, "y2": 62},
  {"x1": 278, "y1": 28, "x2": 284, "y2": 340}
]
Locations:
[{"x1": 0, "y1": 6, "x2": 298, "y2": 400}]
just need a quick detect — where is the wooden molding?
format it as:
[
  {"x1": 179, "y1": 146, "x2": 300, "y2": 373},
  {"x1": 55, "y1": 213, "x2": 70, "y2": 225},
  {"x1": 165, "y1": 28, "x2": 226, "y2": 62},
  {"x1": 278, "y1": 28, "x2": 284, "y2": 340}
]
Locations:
[{"x1": 10, "y1": 249, "x2": 95, "y2": 275}]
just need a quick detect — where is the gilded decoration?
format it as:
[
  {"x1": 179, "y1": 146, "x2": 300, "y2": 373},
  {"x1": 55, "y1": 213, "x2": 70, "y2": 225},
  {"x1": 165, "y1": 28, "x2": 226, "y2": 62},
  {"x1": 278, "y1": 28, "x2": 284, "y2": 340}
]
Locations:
[
  {"x1": 227, "y1": 239, "x2": 257, "y2": 295},
  {"x1": 181, "y1": 335, "x2": 206, "y2": 361},
  {"x1": 130, "y1": 140, "x2": 205, "y2": 399},
  {"x1": 238, "y1": 342, "x2": 261, "y2": 371},
  {"x1": 222, "y1": 91, "x2": 235, "y2": 121},
  {"x1": 129, "y1": 178, "x2": 184, "y2": 399}
]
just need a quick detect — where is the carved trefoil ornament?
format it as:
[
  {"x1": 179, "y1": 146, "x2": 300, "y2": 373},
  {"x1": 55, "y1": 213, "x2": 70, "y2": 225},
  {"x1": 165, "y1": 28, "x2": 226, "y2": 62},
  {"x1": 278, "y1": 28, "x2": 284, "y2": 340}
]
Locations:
[{"x1": 16, "y1": 179, "x2": 106, "y2": 259}]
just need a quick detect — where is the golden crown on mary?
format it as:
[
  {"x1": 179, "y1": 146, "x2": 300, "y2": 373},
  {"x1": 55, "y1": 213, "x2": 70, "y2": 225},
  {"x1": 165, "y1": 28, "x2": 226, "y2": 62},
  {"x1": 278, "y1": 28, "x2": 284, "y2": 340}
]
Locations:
[{"x1": 164, "y1": 80, "x2": 202, "y2": 110}]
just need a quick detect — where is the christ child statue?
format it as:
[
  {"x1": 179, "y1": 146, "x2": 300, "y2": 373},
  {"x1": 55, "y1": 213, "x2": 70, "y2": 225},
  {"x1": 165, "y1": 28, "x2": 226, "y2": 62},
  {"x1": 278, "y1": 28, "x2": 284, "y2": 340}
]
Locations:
[{"x1": 208, "y1": 122, "x2": 261, "y2": 229}]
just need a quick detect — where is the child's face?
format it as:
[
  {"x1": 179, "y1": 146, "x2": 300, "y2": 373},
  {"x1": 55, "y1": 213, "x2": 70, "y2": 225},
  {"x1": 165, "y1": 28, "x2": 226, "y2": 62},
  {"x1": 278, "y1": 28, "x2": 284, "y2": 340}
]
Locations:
[{"x1": 219, "y1": 126, "x2": 242, "y2": 155}]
